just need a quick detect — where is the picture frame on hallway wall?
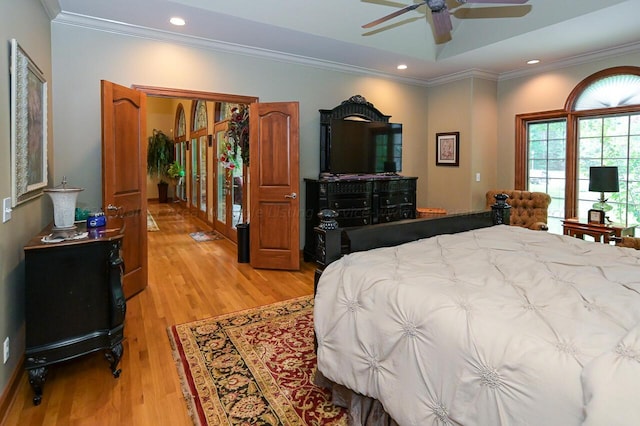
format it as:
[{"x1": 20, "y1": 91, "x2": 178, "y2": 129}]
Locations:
[
  {"x1": 436, "y1": 132, "x2": 459, "y2": 167},
  {"x1": 10, "y1": 38, "x2": 48, "y2": 207}
]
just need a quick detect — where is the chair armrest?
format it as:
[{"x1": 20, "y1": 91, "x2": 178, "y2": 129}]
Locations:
[{"x1": 528, "y1": 222, "x2": 549, "y2": 231}]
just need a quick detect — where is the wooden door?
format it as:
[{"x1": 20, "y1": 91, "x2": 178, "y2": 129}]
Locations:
[
  {"x1": 101, "y1": 80, "x2": 148, "y2": 298},
  {"x1": 249, "y1": 102, "x2": 300, "y2": 270}
]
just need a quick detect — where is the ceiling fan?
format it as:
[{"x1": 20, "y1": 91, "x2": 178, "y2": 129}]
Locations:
[{"x1": 363, "y1": 0, "x2": 529, "y2": 38}]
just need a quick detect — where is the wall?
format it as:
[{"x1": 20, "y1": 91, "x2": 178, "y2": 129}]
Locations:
[
  {"x1": 426, "y1": 76, "x2": 499, "y2": 213},
  {"x1": 0, "y1": 0, "x2": 53, "y2": 398},
  {"x1": 496, "y1": 51, "x2": 640, "y2": 188},
  {"x1": 470, "y1": 78, "x2": 499, "y2": 209},
  {"x1": 49, "y1": 22, "x2": 431, "y2": 234}
]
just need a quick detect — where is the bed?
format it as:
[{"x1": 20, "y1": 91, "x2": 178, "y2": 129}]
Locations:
[{"x1": 313, "y1": 212, "x2": 640, "y2": 425}]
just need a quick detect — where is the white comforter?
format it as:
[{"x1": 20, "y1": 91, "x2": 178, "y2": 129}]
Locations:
[{"x1": 314, "y1": 225, "x2": 640, "y2": 425}]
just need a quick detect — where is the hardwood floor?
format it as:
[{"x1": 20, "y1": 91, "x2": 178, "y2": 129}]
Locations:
[{"x1": 3, "y1": 202, "x2": 315, "y2": 425}]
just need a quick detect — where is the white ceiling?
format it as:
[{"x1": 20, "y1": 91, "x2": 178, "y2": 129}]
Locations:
[{"x1": 43, "y1": 0, "x2": 640, "y2": 84}]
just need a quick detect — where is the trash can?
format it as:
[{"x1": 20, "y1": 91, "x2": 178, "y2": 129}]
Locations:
[{"x1": 237, "y1": 223, "x2": 250, "y2": 263}]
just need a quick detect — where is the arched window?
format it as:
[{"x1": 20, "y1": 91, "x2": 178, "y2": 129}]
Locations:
[
  {"x1": 192, "y1": 100, "x2": 207, "y2": 131},
  {"x1": 175, "y1": 103, "x2": 186, "y2": 139},
  {"x1": 516, "y1": 66, "x2": 640, "y2": 233},
  {"x1": 173, "y1": 104, "x2": 187, "y2": 202}
]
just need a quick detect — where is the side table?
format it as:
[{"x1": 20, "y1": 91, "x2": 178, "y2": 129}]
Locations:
[
  {"x1": 24, "y1": 222, "x2": 126, "y2": 405},
  {"x1": 562, "y1": 219, "x2": 636, "y2": 243}
]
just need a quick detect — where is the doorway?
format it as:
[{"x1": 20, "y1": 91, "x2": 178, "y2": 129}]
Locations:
[{"x1": 135, "y1": 85, "x2": 258, "y2": 243}]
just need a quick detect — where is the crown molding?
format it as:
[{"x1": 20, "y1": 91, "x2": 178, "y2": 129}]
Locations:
[
  {"x1": 39, "y1": 0, "x2": 61, "y2": 20},
  {"x1": 426, "y1": 69, "x2": 499, "y2": 87},
  {"x1": 51, "y1": 11, "x2": 640, "y2": 89},
  {"x1": 52, "y1": 12, "x2": 431, "y2": 88},
  {"x1": 498, "y1": 41, "x2": 640, "y2": 82}
]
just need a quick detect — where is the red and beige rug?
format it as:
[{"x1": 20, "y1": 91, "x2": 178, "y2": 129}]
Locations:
[{"x1": 167, "y1": 295, "x2": 347, "y2": 425}]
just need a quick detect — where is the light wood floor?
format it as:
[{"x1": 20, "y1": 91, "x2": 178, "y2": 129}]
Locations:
[{"x1": 3, "y1": 202, "x2": 315, "y2": 425}]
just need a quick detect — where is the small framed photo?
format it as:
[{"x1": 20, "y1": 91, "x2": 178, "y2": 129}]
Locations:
[
  {"x1": 436, "y1": 132, "x2": 459, "y2": 167},
  {"x1": 588, "y1": 209, "x2": 605, "y2": 224}
]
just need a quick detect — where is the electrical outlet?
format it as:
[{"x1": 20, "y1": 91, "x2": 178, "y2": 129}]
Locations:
[{"x1": 3, "y1": 337, "x2": 9, "y2": 364}]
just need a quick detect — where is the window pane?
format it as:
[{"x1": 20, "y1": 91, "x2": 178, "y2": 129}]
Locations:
[
  {"x1": 579, "y1": 118, "x2": 602, "y2": 137},
  {"x1": 548, "y1": 121, "x2": 566, "y2": 139},
  {"x1": 578, "y1": 114, "x2": 636, "y2": 226},
  {"x1": 529, "y1": 140, "x2": 547, "y2": 159},
  {"x1": 526, "y1": 120, "x2": 567, "y2": 229},
  {"x1": 579, "y1": 137, "x2": 602, "y2": 159},
  {"x1": 548, "y1": 139, "x2": 566, "y2": 159},
  {"x1": 630, "y1": 158, "x2": 640, "y2": 181},
  {"x1": 631, "y1": 114, "x2": 640, "y2": 134},
  {"x1": 547, "y1": 178, "x2": 565, "y2": 198},
  {"x1": 603, "y1": 115, "x2": 629, "y2": 136},
  {"x1": 630, "y1": 136, "x2": 640, "y2": 159},
  {"x1": 528, "y1": 123, "x2": 549, "y2": 140},
  {"x1": 603, "y1": 136, "x2": 629, "y2": 158}
]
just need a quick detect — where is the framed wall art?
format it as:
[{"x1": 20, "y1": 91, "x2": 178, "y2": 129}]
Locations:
[
  {"x1": 10, "y1": 38, "x2": 48, "y2": 207},
  {"x1": 436, "y1": 131, "x2": 459, "y2": 167}
]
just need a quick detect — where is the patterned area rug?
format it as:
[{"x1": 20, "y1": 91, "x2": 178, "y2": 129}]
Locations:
[
  {"x1": 189, "y1": 230, "x2": 223, "y2": 242},
  {"x1": 167, "y1": 295, "x2": 347, "y2": 425},
  {"x1": 147, "y1": 210, "x2": 159, "y2": 231}
]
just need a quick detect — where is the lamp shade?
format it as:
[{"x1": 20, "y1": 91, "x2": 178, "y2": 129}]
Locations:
[{"x1": 589, "y1": 166, "x2": 619, "y2": 193}]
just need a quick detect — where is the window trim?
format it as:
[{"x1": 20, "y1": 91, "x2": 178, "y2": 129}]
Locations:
[{"x1": 515, "y1": 66, "x2": 640, "y2": 219}]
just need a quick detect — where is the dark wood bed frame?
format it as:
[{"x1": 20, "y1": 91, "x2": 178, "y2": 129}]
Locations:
[{"x1": 312, "y1": 205, "x2": 510, "y2": 288}]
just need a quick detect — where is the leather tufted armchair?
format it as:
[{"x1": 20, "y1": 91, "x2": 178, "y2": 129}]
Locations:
[
  {"x1": 485, "y1": 190, "x2": 551, "y2": 231},
  {"x1": 615, "y1": 236, "x2": 640, "y2": 250}
]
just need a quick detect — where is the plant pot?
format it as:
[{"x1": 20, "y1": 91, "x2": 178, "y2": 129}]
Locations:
[{"x1": 157, "y1": 182, "x2": 169, "y2": 203}]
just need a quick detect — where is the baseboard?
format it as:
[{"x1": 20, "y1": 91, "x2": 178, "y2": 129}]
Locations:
[{"x1": 0, "y1": 357, "x2": 24, "y2": 424}]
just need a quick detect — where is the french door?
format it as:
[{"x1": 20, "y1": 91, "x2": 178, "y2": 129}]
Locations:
[
  {"x1": 190, "y1": 134, "x2": 207, "y2": 220},
  {"x1": 214, "y1": 121, "x2": 244, "y2": 242}
]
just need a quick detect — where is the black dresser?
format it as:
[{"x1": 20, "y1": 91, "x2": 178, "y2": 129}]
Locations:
[
  {"x1": 304, "y1": 175, "x2": 417, "y2": 261},
  {"x1": 23, "y1": 222, "x2": 126, "y2": 405}
]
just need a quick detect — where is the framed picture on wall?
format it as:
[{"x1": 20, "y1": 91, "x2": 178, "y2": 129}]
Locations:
[
  {"x1": 10, "y1": 39, "x2": 48, "y2": 207},
  {"x1": 436, "y1": 131, "x2": 459, "y2": 167}
]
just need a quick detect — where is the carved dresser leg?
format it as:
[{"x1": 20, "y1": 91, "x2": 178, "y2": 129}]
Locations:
[
  {"x1": 105, "y1": 342, "x2": 123, "y2": 378},
  {"x1": 28, "y1": 366, "x2": 48, "y2": 406}
]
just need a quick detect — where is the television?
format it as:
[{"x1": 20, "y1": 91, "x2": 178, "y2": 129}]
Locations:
[{"x1": 324, "y1": 119, "x2": 402, "y2": 175}]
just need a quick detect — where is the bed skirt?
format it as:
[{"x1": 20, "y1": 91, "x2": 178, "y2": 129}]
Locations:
[{"x1": 314, "y1": 370, "x2": 399, "y2": 426}]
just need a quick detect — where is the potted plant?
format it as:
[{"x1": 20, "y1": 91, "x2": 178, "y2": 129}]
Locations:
[
  {"x1": 167, "y1": 160, "x2": 185, "y2": 201},
  {"x1": 167, "y1": 160, "x2": 184, "y2": 181},
  {"x1": 147, "y1": 129, "x2": 175, "y2": 203}
]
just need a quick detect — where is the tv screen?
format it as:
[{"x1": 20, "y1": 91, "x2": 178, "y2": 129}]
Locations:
[{"x1": 328, "y1": 119, "x2": 402, "y2": 175}]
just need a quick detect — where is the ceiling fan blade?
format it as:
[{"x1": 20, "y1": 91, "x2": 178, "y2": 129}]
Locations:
[
  {"x1": 431, "y1": 8, "x2": 453, "y2": 37},
  {"x1": 362, "y1": 1, "x2": 427, "y2": 28},
  {"x1": 453, "y1": 4, "x2": 530, "y2": 19},
  {"x1": 461, "y1": 0, "x2": 528, "y2": 3}
]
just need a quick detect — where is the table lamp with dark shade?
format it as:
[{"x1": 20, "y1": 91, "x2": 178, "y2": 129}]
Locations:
[{"x1": 589, "y1": 166, "x2": 619, "y2": 212}]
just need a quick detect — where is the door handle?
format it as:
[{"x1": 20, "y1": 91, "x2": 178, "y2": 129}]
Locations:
[
  {"x1": 284, "y1": 192, "x2": 297, "y2": 199},
  {"x1": 106, "y1": 204, "x2": 123, "y2": 218}
]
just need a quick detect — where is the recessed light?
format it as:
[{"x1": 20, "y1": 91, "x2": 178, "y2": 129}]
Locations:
[
  {"x1": 527, "y1": 59, "x2": 540, "y2": 65},
  {"x1": 170, "y1": 17, "x2": 186, "y2": 26},
  {"x1": 397, "y1": 64, "x2": 408, "y2": 70}
]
